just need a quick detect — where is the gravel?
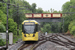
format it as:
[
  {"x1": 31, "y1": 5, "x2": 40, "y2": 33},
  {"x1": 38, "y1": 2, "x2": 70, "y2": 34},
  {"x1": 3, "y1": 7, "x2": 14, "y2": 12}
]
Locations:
[{"x1": 36, "y1": 41, "x2": 70, "y2": 50}]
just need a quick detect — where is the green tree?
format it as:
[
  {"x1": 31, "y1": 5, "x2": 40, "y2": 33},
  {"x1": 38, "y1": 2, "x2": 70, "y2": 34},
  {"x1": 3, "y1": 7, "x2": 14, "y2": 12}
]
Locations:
[
  {"x1": 36, "y1": 7, "x2": 43, "y2": 13},
  {"x1": 31, "y1": 3, "x2": 36, "y2": 13},
  {"x1": 68, "y1": 21, "x2": 75, "y2": 31},
  {"x1": 62, "y1": 0, "x2": 75, "y2": 32},
  {"x1": 8, "y1": 18, "x2": 17, "y2": 35},
  {"x1": 43, "y1": 10, "x2": 50, "y2": 13},
  {"x1": 63, "y1": 15, "x2": 72, "y2": 32},
  {"x1": 68, "y1": 21, "x2": 75, "y2": 35},
  {"x1": 62, "y1": 1, "x2": 70, "y2": 13},
  {"x1": 10, "y1": 0, "x2": 30, "y2": 35},
  {"x1": 41, "y1": 23, "x2": 51, "y2": 33},
  {"x1": 0, "y1": 10, "x2": 6, "y2": 25},
  {"x1": 70, "y1": 26, "x2": 75, "y2": 36},
  {"x1": 0, "y1": 22, "x2": 6, "y2": 32}
]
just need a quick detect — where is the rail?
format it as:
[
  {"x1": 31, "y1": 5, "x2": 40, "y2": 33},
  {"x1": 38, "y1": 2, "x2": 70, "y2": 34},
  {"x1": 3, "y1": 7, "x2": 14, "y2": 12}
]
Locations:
[{"x1": 17, "y1": 33, "x2": 75, "y2": 50}]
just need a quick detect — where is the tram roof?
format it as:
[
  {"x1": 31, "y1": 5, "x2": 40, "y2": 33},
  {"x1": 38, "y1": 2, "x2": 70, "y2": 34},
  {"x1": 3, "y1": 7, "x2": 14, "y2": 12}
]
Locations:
[{"x1": 22, "y1": 20, "x2": 40, "y2": 25}]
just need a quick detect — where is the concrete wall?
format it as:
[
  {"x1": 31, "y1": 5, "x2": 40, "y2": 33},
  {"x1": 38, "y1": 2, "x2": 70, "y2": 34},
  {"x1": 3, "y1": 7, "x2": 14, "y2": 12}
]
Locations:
[{"x1": 0, "y1": 33, "x2": 6, "y2": 39}]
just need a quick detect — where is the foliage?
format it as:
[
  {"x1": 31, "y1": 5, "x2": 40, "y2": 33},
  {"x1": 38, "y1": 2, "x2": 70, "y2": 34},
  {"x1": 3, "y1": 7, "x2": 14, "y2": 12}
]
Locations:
[
  {"x1": 62, "y1": 0, "x2": 75, "y2": 33},
  {"x1": 68, "y1": 21, "x2": 75, "y2": 35},
  {"x1": 51, "y1": 22, "x2": 62, "y2": 33},
  {"x1": 31, "y1": 3, "x2": 36, "y2": 13},
  {"x1": 0, "y1": 3, "x2": 6, "y2": 13},
  {"x1": 0, "y1": 10, "x2": 6, "y2": 32},
  {"x1": 41, "y1": 23, "x2": 51, "y2": 33},
  {"x1": 13, "y1": 33, "x2": 22, "y2": 43},
  {"x1": 63, "y1": 15, "x2": 72, "y2": 32},
  {"x1": 0, "y1": 39, "x2": 6, "y2": 46},
  {"x1": 8, "y1": 18, "x2": 17, "y2": 35},
  {"x1": 0, "y1": 22, "x2": 6, "y2": 32},
  {"x1": 41, "y1": 22, "x2": 62, "y2": 33},
  {"x1": 43, "y1": 10, "x2": 50, "y2": 13},
  {"x1": 62, "y1": 1, "x2": 70, "y2": 13},
  {"x1": 0, "y1": 10, "x2": 6, "y2": 25},
  {"x1": 36, "y1": 7, "x2": 43, "y2": 13},
  {"x1": 70, "y1": 26, "x2": 75, "y2": 36},
  {"x1": 68, "y1": 21, "x2": 75, "y2": 31}
]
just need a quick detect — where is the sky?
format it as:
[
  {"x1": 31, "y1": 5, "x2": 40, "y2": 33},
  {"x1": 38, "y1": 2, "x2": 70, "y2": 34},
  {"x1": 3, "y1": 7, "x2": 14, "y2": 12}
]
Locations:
[{"x1": 25, "y1": 0, "x2": 70, "y2": 11}]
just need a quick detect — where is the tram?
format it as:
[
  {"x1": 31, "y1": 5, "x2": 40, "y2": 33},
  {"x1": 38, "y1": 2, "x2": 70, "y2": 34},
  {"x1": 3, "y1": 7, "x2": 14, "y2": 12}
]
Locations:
[{"x1": 22, "y1": 20, "x2": 40, "y2": 41}]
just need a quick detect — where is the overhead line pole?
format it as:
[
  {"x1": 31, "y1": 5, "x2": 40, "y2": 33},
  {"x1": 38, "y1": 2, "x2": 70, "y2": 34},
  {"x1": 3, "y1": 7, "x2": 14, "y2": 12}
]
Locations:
[
  {"x1": 17, "y1": 4, "x2": 19, "y2": 35},
  {"x1": 6, "y1": 0, "x2": 10, "y2": 49},
  {"x1": 63, "y1": 18, "x2": 64, "y2": 34}
]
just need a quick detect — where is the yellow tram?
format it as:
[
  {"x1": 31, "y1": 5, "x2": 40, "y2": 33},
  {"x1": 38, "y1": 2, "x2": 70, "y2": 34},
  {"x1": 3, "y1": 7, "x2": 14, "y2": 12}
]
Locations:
[{"x1": 22, "y1": 20, "x2": 40, "y2": 41}]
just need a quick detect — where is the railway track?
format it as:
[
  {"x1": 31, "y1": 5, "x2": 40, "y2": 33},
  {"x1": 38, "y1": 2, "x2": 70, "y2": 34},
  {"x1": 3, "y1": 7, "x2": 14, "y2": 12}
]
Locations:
[
  {"x1": 18, "y1": 43, "x2": 32, "y2": 50},
  {"x1": 30, "y1": 40, "x2": 46, "y2": 50},
  {"x1": 40, "y1": 33, "x2": 75, "y2": 50},
  {"x1": 17, "y1": 41, "x2": 47, "y2": 50},
  {"x1": 13, "y1": 33, "x2": 75, "y2": 50}
]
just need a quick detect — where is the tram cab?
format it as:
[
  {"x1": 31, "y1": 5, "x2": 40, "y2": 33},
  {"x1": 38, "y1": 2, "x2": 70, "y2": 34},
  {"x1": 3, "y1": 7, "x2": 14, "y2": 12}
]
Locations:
[{"x1": 22, "y1": 20, "x2": 40, "y2": 41}]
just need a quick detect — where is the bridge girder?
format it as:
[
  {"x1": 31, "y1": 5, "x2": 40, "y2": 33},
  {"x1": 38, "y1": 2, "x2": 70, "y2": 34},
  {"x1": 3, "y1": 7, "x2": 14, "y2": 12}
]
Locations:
[{"x1": 28, "y1": 18, "x2": 62, "y2": 22}]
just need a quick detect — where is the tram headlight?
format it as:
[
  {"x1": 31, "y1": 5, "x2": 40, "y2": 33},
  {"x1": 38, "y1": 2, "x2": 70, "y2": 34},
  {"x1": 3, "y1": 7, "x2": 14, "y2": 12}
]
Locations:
[{"x1": 24, "y1": 35, "x2": 26, "y2": 37}]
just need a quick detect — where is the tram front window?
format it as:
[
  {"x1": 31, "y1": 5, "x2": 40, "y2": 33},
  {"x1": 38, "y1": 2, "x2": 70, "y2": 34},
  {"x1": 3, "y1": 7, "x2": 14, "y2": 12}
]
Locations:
[{"x1": 24, "y1": 25, "x2": 35, "y2": 33}]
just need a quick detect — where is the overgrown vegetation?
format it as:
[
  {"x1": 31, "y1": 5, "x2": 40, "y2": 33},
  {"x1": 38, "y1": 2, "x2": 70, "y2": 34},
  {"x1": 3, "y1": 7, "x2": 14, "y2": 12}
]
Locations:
[
  {"x1": 13, "y1": 34, "x2": 22, "y2": 43},
  {"x1": 62, "y1": 0, "x2": 75, "y2": 36},
  {"x1": 0, "y1": 39, "x2": 6, "y2": 46},
  {"x1": 0, "y1": 22, "x2": 6, "y2": 32},
  {"x1": 68, "y1": 21, "x2": 75, "y2": 36}
]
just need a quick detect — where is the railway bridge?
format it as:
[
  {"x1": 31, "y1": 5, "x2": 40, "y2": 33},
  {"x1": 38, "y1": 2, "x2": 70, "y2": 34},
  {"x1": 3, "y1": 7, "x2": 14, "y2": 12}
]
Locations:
[{"x1": 25, "y1": 13, "x2": 62, "y2": 22}]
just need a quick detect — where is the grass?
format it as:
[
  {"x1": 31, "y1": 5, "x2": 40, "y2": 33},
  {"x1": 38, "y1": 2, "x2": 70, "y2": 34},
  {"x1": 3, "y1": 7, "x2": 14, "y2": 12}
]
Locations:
[{"x1": 13, "y1": 34, "x2": 22, "y2": 43}]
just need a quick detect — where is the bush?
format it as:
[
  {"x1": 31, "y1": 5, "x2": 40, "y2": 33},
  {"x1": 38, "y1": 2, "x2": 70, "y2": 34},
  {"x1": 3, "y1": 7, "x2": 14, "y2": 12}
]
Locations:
[
  {"x1": 68, "y1": 21, "x2": 75, "y2": 31},
  {"x1": 70, "y1": 26, "x2": 75, "y2": 36},
  {"x1": 8, "y1": 18, "x2": 17, "y2": 35},
  {"x1": 41, "y1": 24, "x2": 51, "y2": 33},
  {"x1": 0, "y1": 39, "x2": 5, "y2": 46},
  {"x1": 68, "y1": 21, "x2": 75, "y2": 36},
  {"x1": 0, "y1": 22, "x2": 6, "y2": 32}
]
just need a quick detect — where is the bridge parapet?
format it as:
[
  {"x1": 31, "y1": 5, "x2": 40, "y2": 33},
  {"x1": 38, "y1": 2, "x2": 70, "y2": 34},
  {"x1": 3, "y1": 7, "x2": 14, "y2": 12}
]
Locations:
[{"x1": 25, "y1": 13, "x2": 62, "y2": 22}]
